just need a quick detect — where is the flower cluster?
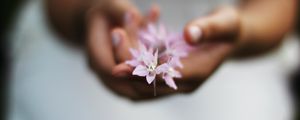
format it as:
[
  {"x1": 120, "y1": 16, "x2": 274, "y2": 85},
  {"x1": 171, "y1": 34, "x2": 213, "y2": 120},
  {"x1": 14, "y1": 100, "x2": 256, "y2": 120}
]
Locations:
[{"x1": 126, "y1": 23, "x2": 192, "y2": 90}]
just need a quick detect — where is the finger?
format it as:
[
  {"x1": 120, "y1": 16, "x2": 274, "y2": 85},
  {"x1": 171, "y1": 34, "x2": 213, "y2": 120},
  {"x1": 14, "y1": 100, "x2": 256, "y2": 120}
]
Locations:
[
  {"x1": 86, "y1": 13, "x2": 116, "y2": 75},
  {"x1": 123, "y1": 4, "x2": 161, "y2": 48},
  {"x1": 179, "y1": 42, "x2": 234, "y2": 80},
  {"x1": 137, "y1": 4, "x2": 161, "y2": 28},
  {"x1": 111, "y1": 5, "x2": 162, "y2": 77},
  {"x1": 125, "y1": 4, "x2": 161, "y2": 48},
  {"x1": 99, "y1": 75, "x2": 140, "y2": 100},
  {"x1": 111, "y1": 28, "x2": 133, "y2": 62},
  {"x1": 109, "y1": 0, "x2": 143, "y2": 26},
  {"x1": 123, "y1": 10, "x2": 140, "y2": 48},
  {"x1": 184, "y1": 6, "x2": 241, "y2": 45},
  {"x1": 146, "y1": 4, "x2": 160, "y2": 23},
  {"x1": 112, "y1": 63, "x2": 133, "y2": 77}
]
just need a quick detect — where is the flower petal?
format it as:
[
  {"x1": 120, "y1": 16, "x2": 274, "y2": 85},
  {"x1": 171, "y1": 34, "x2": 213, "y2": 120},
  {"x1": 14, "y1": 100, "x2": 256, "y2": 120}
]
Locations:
[
  {"x1": 156, "y1": 63, "x2": 169, "y2": 74},
  {"x1": 172, "y1": 69, "x2": 182, "y2": 78},
  {"x1": 146, "y1": 73, "x2": 156, "y2": 84},
  {"x1": 159, "y1": 24, "x2": 167, "y2": 37},
  {"x1": 148, "y1": 24, "x2": 157, "y2": 35},
  {"x1": 164, "y1": 76, "x2": 178, "y2": 90},
  {"x1": 143, "y1": 51, "x2": 154, "y2": 66},
  {"x1": 138, "y1": 42, "x2": 147, "y2": 51},
  {"x1": 125, "y1": 60, "x2": 140, "y2": 67},
  {"x1": 132, "y1": 65, "x2": 149, "y2": 76},
  {"x1": 129, "y1": 48, "x2": 139, "y2": 58},
  {"x1": 170, "y1": 57, "x2": 183, "y2": 68}
]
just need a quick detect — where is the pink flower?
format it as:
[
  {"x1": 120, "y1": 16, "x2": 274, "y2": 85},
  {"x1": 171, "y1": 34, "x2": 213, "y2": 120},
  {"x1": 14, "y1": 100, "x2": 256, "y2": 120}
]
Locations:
[
  {"x1": 125, "y1": 23, "x2": 193, "y2": 91},
  {"x1": 165, "y1": 34, "x2": 189, "y2": 57},
  {"x1": 159, "y1": 33, "x2": 193, "y2": 68},
  {"x1": 125, "y1": 43, "x2": 148, "y2": 67},
  {"x1": 132, "y1": 50, "x2": 161, "y2": 84},
  {"x1": 156, "y1": 58, "x2": 182, "y2": 90},
  {"x1": 139, "y1": 23, "x2": 168, "y2": 49}
]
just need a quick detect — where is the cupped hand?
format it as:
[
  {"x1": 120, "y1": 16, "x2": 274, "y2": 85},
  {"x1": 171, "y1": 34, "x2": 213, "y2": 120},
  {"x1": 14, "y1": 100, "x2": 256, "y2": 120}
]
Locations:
[
  {"x1": 86, "y1": 0, "x2": 184, "y2": 100},
  {"x1": 112, "y1": 6, "x2": 242, "y2": 98},
  {"x1": 179, "y1": 6, "x2": 241, "y2": 86}
]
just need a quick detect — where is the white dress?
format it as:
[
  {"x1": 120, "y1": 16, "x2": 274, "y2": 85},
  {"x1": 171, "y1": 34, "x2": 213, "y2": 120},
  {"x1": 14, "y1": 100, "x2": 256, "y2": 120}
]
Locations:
[{"x1": 8, "y1": 0, "x2": 300, "y2": 120}]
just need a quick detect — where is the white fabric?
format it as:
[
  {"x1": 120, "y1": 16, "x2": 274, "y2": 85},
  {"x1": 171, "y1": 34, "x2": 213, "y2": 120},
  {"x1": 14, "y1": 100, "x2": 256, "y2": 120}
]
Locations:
[{"x1": 8, "y1": 0, "x2": 299, "y2": 120}]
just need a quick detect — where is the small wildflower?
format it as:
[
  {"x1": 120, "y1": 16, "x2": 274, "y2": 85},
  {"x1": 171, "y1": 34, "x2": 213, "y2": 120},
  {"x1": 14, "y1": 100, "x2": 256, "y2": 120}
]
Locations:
[{"x1": 126, "y1": 23, "x2": 193, "y2": 90}]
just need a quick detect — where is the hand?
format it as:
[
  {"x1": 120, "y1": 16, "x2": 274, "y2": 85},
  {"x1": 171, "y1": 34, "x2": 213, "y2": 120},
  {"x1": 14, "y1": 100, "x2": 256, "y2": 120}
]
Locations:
[
  {"x1": 112, "y1": 6, "x2": 241, "y2": 98},
  {"x1": 47, "y1": 0, "x2": 295, "y2": 100},
  {"x1": 86, "y1": 1, "x2": 183, "y2": 100},
  {"x1": 47, "y1": 0, "x2": 184, "y2": 100},
  {"x1": 178, "y1": 6, "x2": 240, "y2": 87}
]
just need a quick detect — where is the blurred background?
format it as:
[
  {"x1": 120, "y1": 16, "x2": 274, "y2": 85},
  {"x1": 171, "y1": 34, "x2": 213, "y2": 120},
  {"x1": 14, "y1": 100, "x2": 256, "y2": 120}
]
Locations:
[
  {"x1": 0, "y1": 0, "x2": 300, "y2": 120},
  {"x1": 1, "y1": 0, "x2": 23, "y2": 119}
]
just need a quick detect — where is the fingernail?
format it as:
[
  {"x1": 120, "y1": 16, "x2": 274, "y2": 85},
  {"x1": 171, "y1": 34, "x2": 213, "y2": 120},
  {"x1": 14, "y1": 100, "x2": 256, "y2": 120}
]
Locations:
[
  {"x1": 112, "y1": 31, "x2": 122, "y2": 46},
  {"x1": 124, "y1": 11, "x2": 134, "y2": 25},
  {"x1": 188, "y1": 26, "x2": 202, "y2": 43}
]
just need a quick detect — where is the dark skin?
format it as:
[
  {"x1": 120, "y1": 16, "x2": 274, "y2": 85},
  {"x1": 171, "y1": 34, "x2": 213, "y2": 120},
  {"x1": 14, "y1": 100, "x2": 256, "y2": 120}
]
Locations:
[{"x1": 46, "y1": 0, "x2": 297, "y2": 100}]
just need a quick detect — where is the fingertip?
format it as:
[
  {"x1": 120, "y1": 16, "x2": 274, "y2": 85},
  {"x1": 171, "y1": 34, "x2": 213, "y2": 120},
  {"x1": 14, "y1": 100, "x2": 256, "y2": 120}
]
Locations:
[
  {"x1": 124, "y1": 11, "x2": 134, "y2": 25},
  {"x1": 111, "y1": 28, "x2": 130, "y2": 46},
  {"x1": 111, "y1": 28, "x2": 133, "y2": 62},
  {"x1": 124, "y1": 9, "x2": 142, "y2": 26},
  {"x1": 184, "y1": 25, "x2": 203, "y2": 45},
  {"x1": 111, "y1": 29, "x2": 122, "y2": 47},
  {"x1": 148, "y1": 4, "x2": 160, "y2": 22},
  {"x1": 112, "y1": 63, "x2": 133, "y2": 77}
]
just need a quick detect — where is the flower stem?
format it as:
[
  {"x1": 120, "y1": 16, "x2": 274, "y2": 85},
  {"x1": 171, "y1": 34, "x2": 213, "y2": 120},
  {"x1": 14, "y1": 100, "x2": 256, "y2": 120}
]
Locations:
[{"x1": 153, "y1": 79, "x2": 156, "y2": 96}]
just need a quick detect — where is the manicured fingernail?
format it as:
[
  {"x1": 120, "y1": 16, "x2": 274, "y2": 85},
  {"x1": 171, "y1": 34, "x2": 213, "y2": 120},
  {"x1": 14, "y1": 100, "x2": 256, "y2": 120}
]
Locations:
[
  {"x1": 188, "y1": 26, "x2": 202, "y2": 43},
  {"x1": 112, "y1": 31, "x2": 121, "y2": 46}
]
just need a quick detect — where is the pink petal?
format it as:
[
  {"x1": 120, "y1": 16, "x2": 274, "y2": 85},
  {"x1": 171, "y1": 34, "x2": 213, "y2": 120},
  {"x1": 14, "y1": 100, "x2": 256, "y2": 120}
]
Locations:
[
  {"x1": 146, "y1": 73, "x2": 156, "y2": 84},
  {"x1": 176, "y1": 51, "x2": 188, "y2": 57},
  {"x1": 148, "y1": 24, "x2": 157, "y2": 35},
  {"x1": 156, "y1": 63, "x2": 169, "y2": 74},
  {"x1": 139, "y1": 32, "x2": 156, "y2": 43},
  {"x1": 129, "y1": 48, "x2": 139, "y2": 58},
  {"x1": 170, "y1": 57, "x2": 183, "y2": 68},
  {"x1": 172, "y1": 69, "x2": 182, "y2": 78},
  {"x1": 133, "y1": 65, "x2": 149, "y2": 76},
  {"x1": 158, "y1": 24, "x2": 167, "y2": 36},
  {"x1": 143, "y1": 51, "x2": 154, "y2": 66},
  {"x1": 138, "y1": 42, "x2": 148, "y2": 53},
  {"x1": 125, "y1": 60, "x2": 140, "y2": 67},
  {"x1": 164, "y1": 76, "x2": 178, "y2": 90}
]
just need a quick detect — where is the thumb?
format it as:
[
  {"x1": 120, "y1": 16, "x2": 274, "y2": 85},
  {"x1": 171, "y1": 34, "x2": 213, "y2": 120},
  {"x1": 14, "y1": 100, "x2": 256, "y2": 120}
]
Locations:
[{"x1": 184, "y1": 6, "x2": 241, "y2": 45}]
